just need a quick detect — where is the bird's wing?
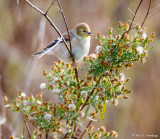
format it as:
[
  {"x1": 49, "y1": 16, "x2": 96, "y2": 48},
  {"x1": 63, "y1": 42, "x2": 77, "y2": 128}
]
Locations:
[{"x1": 34, "y1": 31, "x2": 74, "y2": 58}]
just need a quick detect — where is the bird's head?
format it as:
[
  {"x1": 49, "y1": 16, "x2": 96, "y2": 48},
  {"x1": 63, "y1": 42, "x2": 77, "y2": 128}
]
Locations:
[{"x1": 74, "y1": 23, "x2": 93, "y2": 39}]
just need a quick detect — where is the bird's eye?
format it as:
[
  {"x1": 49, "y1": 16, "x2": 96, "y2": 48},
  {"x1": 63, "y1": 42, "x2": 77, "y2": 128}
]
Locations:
[{"x1": 83, "y1": 30, "x2": 86, "y2": 33}]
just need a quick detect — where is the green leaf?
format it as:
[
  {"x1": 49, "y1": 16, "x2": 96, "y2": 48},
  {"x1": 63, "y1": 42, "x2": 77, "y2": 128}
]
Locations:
[
  {"x1": 91, "y1": 102, "x2": 98, "y2": 111},
  {"x1": 76, "y1": 97, "x2": 82, "y2": 111},
  {"x1": 68, "y1": 120, "x2": 76, "y2": 138},
  {"x1": 103, "y1": 94, "x2": 107, "y2": 112},
  {"x1": 90, "y1": 91, "x2": 98, "y2": 103},
  {"x1": 84, "y1": 105, "x2": 90, "y2": 121},
  {"x1": 100, "y1": 109, "x2": 104, "y2": 119}
]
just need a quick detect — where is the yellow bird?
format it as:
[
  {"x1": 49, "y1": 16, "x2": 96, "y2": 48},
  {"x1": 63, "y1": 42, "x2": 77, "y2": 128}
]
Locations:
[{"x1": 34, "y1": 23, "x2": 93, "y2": 62}]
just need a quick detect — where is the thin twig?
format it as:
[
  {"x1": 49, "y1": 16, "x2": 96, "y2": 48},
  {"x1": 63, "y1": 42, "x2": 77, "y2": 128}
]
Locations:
[
  {"x1": 120, "y1": 0, "x2": 143, "y2": 40},
  {"x1": 57, "y1": 0, "x2": 72, "y2": 51},
  {"x1": 24, "y1": 120, "x2": 31, "y2": 139},
  {"x1": 63, "y1": 133, "x2": 69, "y2": 139},
  {"x1": 149, "y1": 2, "x2": 160, "y2": 14},
  {"x1": 46, "y1": 132, "x2": 48, "y2": 139},
  {"x1": 148, "y1": 9, "x2": 160, "y2": 19},
  {"x1": 127, "y1": 0, "x2": 143, "y2": 33},
  {"x1": 141, "y1": 0, "x2": 152, "y2": 27},
  {"x1": 45, "y1": 0, "x2": 55, "y2": 15},
  {"x1": 79, "y1": 120, "x2": 92, "y2": 139},
  {"x1": 128, "y1": 8, "x2": 135, "y2": 15},
  {"x1": 79, "y1": 77, "x2": 102, "y2": 111},
  {"x1": 56, "y1": 0, "x2": 79, "y2": 84}
]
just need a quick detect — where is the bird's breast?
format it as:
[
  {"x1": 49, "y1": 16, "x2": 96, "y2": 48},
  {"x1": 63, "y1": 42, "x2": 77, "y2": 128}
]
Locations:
[{"x1": 71, "y1": 38, "x2": 90, "y2": 60}]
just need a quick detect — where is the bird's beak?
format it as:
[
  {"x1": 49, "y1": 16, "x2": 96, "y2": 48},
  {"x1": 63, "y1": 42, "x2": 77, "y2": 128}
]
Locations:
[{"x1": 88, "y1": 32, "x2": 93, "y2": 36}]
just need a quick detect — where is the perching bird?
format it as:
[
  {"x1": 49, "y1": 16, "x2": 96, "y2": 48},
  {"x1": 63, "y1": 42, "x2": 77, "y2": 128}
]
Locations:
[{"x1": 34, "y1": 23, "x2": 93, "y2": 62}]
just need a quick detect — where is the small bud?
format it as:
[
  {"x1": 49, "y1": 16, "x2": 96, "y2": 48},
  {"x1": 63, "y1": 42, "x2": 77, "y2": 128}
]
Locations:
[
  {"x1": 93, "y1": 132, "x2": 99, "y2": 138},
  {"x1": 33, "y1": 129, "x2": 39, "y2": 135},
  {"x1": 115, "y1": 55, "x2": 118, "y2": 59},
  {"x1": 43, "y1": 70, "x2": 47, "y2": 76},
  {"x1": 123, "y1": 95, "x2": 128, "y2": 99},
  {"x1": 151, "y1": 32, "x2": 155, "y2": 38},
  {"x1": 125, "y1": 78, "x2": 130, "y2": 82},
  {"x1": 116, "y1": 35, "x2": 121, "y2": 40},
  {"x1": 96, "y1": 32, "x2": 101, "y2": 39},
  {"x1": 112, "y1": 99, "x2": 119, "y2": 107},
  {"x1": 58, "y1": 67, "x2": 62, "y2": 72},
  {"x1": 108, "y1": 28, "x2": 113, "y2": 34},
  {"x1": 90, "y1": 112, "x2": 97, "y2": 118},
  {"x1": 106, "y1": 131, "x2": 110, "y2": 136},
  {"x1": 88, "y1": 125, "x2": 94, "y2": 133},
  {"x1": 110, "y1": 131, "x2": 118, "y2": 138},
  {"x1": 3, "y1": 96, "x2": 8, "y2": 105},
  {"x1": 29, "y1": 94, "x2": 35, "y2": 102},
  {"x1": 118, "y1": 22, "x2": 122, "y2": 28},
  {"x1": 37, "y1": 92, "x2": 42, "y2": 101},
  {"x1": 66, "y1": 63, "x2": 70, "y2": 69},
  {"x1": 10, "y1": 136, "x2": 14, "y2": 139},
  {"x1": 57, "y1": 128, "x2": 63, "y2": 134},
  {"x1": 100, "y1": 126, "x2": 106, "y2": 133},
  {"x1": 58, "y1": 60, "x2": 62, "y2": 65},
  {"x1": 109, "y1": 88, "x2": 112, "y2": 92},
  {"x1": 49, "y1": 84, "x2": 53, "y2": 89},
  {"x1": 87, "y1": 75, "x2": 93, "y2": 80},
  {"x1": 83, "y1": 56, "x2": 88, "y2": 62},
  {"x1": 98, "y1": 104, "x2": 103, "y2": 109}
]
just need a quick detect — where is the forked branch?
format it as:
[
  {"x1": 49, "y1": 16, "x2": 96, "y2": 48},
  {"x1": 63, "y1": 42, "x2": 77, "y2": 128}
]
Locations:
[
  {"x1": 25, "y1": 0, "x2": 72, "y2": 60},
  {"x1": 25, "y1": 0, "x2": 79, "y2": 83},
  {"x1": 120, "y1": 0, "x2": 143, "y2": 40}
]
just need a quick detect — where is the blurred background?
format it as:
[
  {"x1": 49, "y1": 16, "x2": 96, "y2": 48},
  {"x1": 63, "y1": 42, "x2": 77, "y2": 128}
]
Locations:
[{"x1": 0, "y1": 0, "x2": 160, "y2": 138}]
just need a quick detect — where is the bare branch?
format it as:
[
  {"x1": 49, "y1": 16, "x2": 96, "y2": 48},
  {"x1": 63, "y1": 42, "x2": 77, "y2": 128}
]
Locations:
[
  {"x1": 46, "y1": 132, "x2": 48, "y2": 139},
  {"x1": 25, "y1": 0, "x2": 71, "y2": 56},
  {"x1": 120, "y1": 0, "x2": 144, "y2": 40},
  {"x1": 24, "y1": 120, "x2": 31, "y2": 139},
  {"x1": 141, "y1": 0, "x2": 152, "y2": 27},
  {"x1": 62, "y1": 133, "x2": 68, "y2": 139},
  {"x1": 127, "y1": 0, "x2": 143, "y2": 33},
  {"x1": 56, "y1": 0, "x2": 79, "y2": 84},
  {"x1": 79, "y1": 77, "x2": 102, "y2": 111},
  {"x1": 79, "y1": 120, "x2": 92, "y2": 139},
  {"x1": 45, "y1": 0, "x2": 55, "y2": 15},
  {"x1": 57, "y1": 0, "x2": 72, "y2": 52}
]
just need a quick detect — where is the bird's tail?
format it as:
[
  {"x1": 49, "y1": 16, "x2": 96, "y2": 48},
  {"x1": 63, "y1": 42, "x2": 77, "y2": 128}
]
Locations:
[
  {"x1": 34, "y1": 50, "x2": 44, "y2": 55},
  {"x1": 33, "y1": 37, "x2": 62, "y2": 58}
]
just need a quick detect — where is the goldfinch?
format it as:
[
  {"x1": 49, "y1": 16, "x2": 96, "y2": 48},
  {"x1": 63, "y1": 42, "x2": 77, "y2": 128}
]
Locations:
[{"x1": 34, "y1": 23, "x2": 93, "y2": 62}]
